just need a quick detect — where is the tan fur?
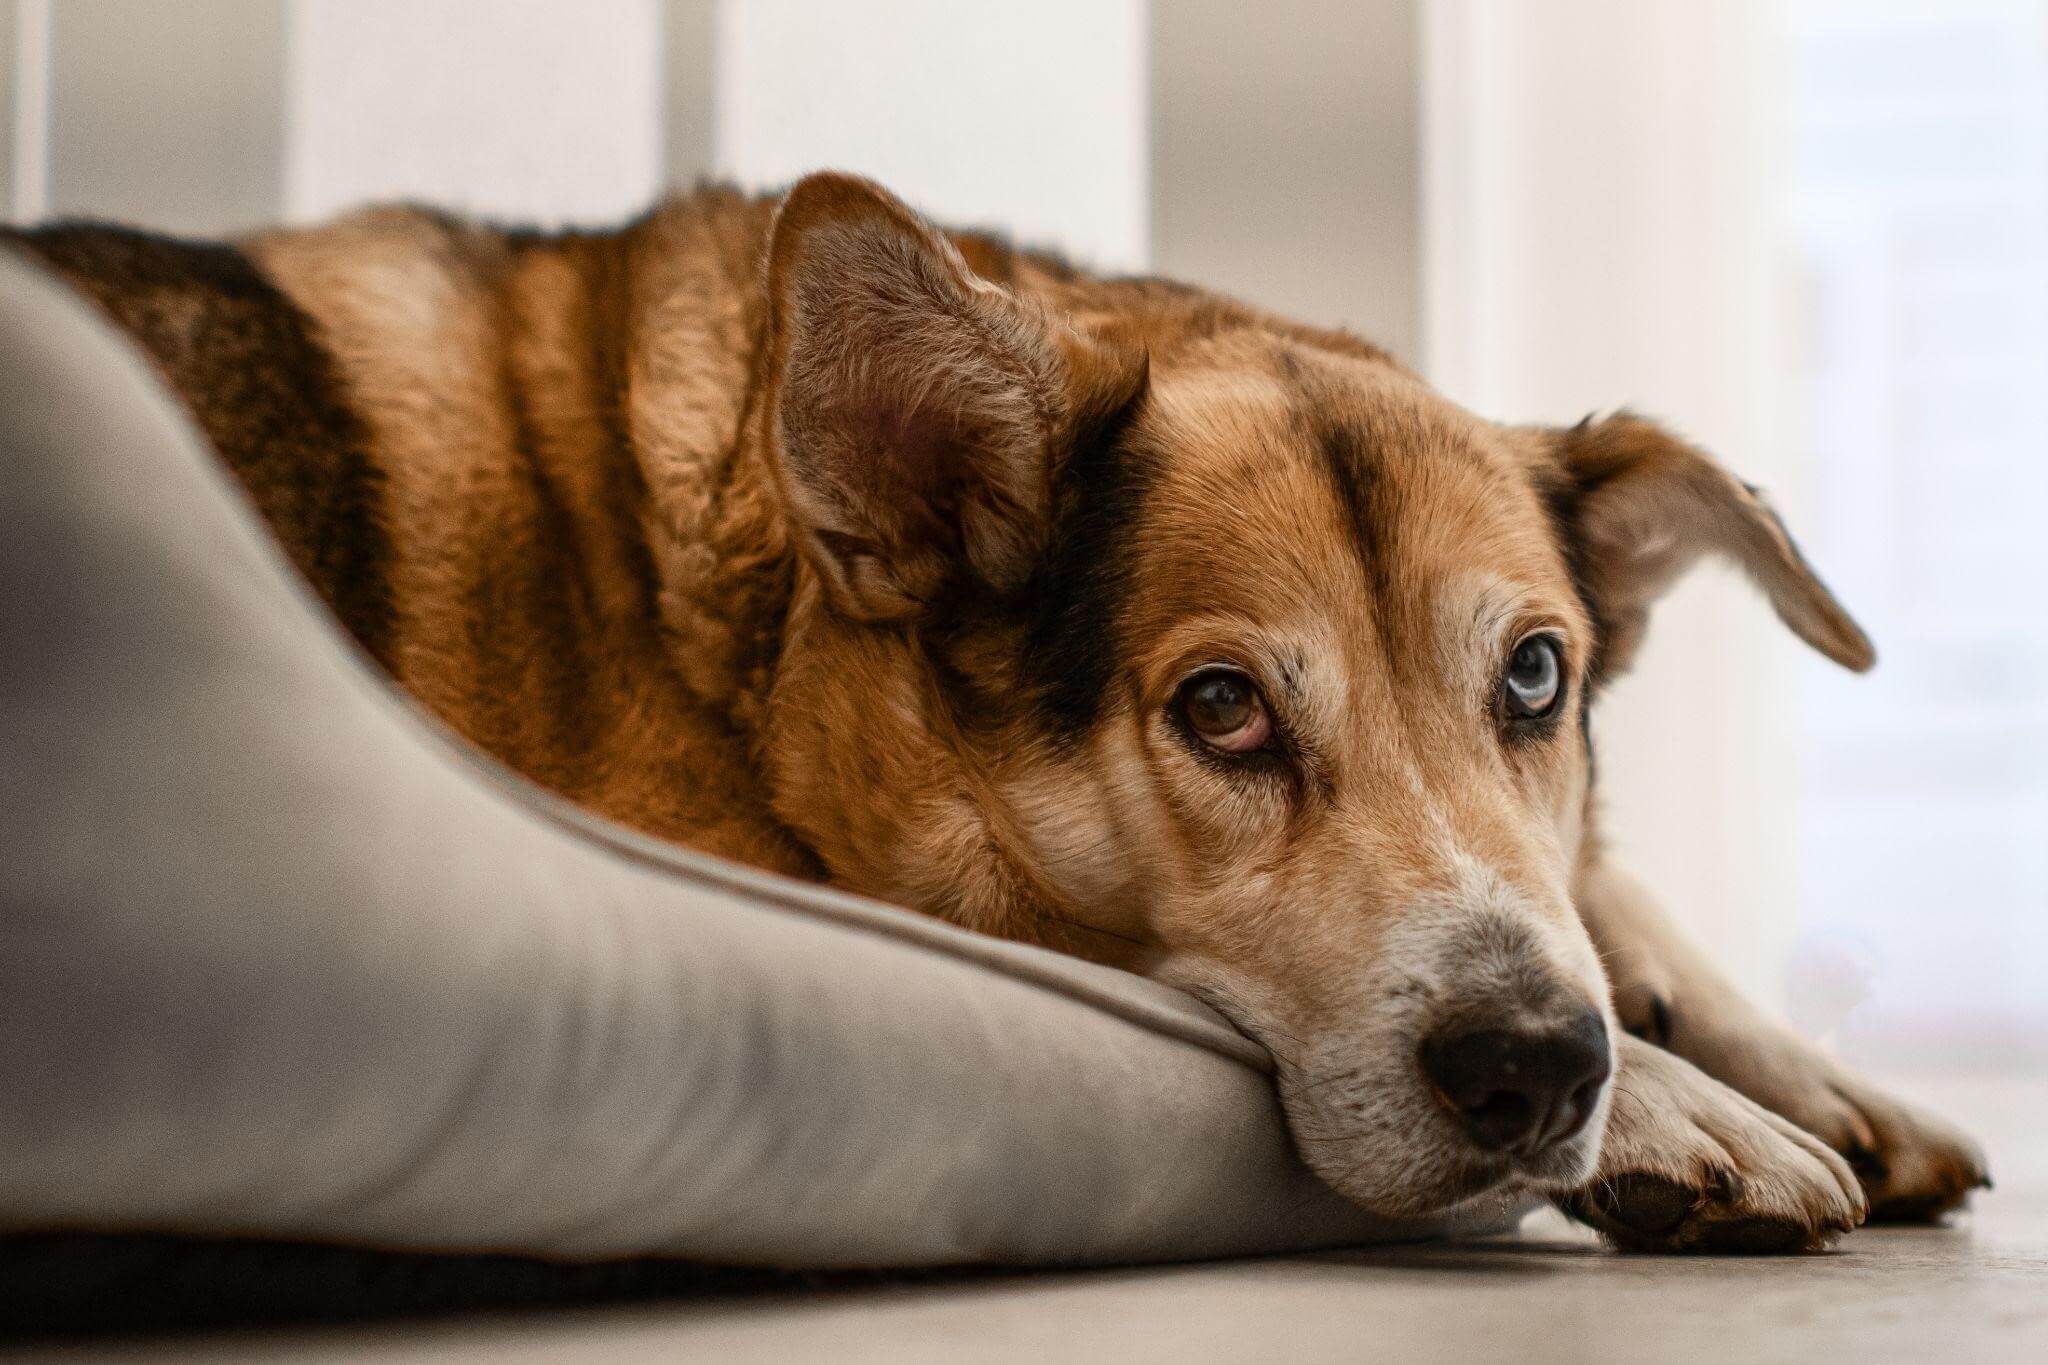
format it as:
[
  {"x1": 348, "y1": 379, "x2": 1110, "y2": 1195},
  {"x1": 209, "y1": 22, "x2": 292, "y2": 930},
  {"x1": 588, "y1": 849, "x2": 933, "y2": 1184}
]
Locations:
[{"x1": 18, "y1": 171, "x2": 1985, "y2": 1249}]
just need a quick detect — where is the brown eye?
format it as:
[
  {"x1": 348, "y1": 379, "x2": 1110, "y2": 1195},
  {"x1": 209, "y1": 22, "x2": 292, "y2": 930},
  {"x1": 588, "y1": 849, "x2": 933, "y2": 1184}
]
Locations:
[
  {"x1": 1502, "y1": 634, "x2": 1564, "y2": 720},
  {"x1": 1176, "y1": 667, "x2": 1273, "y2": 754}
]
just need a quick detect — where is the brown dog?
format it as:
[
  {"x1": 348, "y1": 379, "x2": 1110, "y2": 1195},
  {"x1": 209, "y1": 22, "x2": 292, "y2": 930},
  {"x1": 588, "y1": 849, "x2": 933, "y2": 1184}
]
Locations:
[{"x1": 8, "y1": 172, "x2": 1987, "y2": 1251}]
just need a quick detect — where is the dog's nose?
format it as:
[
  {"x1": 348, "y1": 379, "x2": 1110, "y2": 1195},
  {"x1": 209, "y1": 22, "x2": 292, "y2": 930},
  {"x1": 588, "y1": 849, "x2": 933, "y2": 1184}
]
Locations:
[{"x1": 1419, "y1": 1010, "x2": 1611, "y2": 1156}]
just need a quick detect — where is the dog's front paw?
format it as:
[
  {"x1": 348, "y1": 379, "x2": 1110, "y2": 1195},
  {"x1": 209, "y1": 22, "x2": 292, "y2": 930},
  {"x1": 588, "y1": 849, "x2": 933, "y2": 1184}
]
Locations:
[
  {"x1": 1557, "y1": 1036, "x2": 1867, "y2": 1253},
  {"x1": 1674, "y1": 1018, "x2": 1991, "y2": 1222},
  {"x1": 1827, "y1": 1070, "x2": 1990, "y2": 1221}
]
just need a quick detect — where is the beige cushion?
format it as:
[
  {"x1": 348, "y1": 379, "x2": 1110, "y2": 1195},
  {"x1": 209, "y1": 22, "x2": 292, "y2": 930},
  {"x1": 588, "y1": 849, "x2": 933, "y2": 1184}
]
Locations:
[{"x1": 0, "y1": 251, "x2": 1516, "y2": 1270}]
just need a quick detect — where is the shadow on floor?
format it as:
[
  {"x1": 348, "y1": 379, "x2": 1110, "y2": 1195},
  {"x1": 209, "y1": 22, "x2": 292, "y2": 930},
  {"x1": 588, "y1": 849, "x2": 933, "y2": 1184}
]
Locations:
[{"x1": 0, "y1": 1233, "x2": 1004, "y2": 1340}]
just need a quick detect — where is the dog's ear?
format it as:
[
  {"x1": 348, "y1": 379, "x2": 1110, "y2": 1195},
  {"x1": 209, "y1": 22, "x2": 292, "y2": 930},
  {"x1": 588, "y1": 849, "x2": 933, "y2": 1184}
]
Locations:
[
  {"x1": 1544, "y1": 412, "x2": 1875, "y2": 683},
  {"x1": 762, "y1": 171, "x2": 1145, "y2": 623}
]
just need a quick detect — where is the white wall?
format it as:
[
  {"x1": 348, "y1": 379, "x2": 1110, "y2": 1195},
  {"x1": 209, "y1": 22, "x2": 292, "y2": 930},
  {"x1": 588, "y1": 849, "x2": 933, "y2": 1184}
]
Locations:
[
  {"x1": 3, "y1": 0, "x2": 36, "y2": 219},
  {"x1": 1151, "y1": 0, "x2": 1420, "y2": 360},
  {"x1": 712, "y1": 0, "x2": 1149, "y2": 272},
  {"x1": 9, "y1": 0, "x2": 284, "y2": 235},
  {"x1": 283, "y1": 0, "x2": 664, "y2": 227},
  {"x1": 1424, "y1": 0, "x2": 1801, "y2": 1006}
]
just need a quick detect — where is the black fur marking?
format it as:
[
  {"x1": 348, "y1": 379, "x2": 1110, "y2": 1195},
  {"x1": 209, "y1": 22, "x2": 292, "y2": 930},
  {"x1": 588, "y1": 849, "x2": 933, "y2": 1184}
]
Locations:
[
  {"x1": 1294, "y1": 392, "x2": 1410, "y2": 679},
  {"x1": 1580, "y1": 689, "x2": 1597, "y2": 784},
  {"x1": 581, "y1": 237, "x2": 664, "y2": 623},
  {"x1": 1276, "y1": 354, "x2": 1399, "y2": 638},
  {"x1": 1314, "y1": 414, "x2": 1391, "y2": 606},
  {"x1": 488, "y1": 345, "x2": 604, "y2": 767},
  {"x1": 1532, "y1": 423, "x2": 1611, "y2": 689},
  {"x1": 1649, "y1": 994, "x2": 1675, "y2": 1046},
  {"x1": 7, "y1": 223, "x2": 395, "y2": 665},
  {"x1": 1540, "y1": 411, "x2": 1669, "y2": 691},
  {"x1": 1532, "y1": 448, "x2": 1606, "y2": 771},
  {"x1": 1016, "y1": 378, "x2": 1153, "y2": 735},
  {"x1": 1626, "y1": 993, "x2": 1675, "y2": 1047}
]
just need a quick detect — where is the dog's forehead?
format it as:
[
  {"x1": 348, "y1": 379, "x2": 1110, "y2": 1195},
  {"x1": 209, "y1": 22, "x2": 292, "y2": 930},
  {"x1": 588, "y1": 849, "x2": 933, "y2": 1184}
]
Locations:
[{"x1": 1131, "y1": 344, "x2": 1566, "y2": 626}]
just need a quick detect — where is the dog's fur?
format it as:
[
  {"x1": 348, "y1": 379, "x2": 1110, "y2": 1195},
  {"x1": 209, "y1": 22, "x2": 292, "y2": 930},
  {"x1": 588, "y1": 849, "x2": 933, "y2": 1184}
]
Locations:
[{"x1": 8, "y1": 173, "x2": 1988, "y2": 1250}]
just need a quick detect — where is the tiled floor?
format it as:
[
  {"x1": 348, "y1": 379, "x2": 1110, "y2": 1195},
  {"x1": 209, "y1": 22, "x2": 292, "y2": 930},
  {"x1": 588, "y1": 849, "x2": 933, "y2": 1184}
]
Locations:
[{"x1": 17, "y1": 1073, "x2": 2046, "y2": 1364}]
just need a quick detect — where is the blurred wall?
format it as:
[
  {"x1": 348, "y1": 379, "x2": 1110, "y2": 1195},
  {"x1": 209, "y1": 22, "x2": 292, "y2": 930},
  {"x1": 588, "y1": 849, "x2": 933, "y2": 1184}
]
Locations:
[
  {"x1": 708, "y1": 0, "x2": 1148, "y2": 272},
  {"x1": 0, "y1": 2, "x2": 15, "y2": 217},
  {"x1": 664, "y1": 0, "x2": 716, "y2": 189},
  {"x1": 284, "y1": 0, "x2": 663, "y2": 225},
  {"x1": 49, "y1": 0, "x2": 284, "y2": 234},
  {"x1": 1, "y1": 0, "x2": 283, "y2": 234},
  {"x1": 1152, "y1": 0, "x2": 1421, "y2": 362}
]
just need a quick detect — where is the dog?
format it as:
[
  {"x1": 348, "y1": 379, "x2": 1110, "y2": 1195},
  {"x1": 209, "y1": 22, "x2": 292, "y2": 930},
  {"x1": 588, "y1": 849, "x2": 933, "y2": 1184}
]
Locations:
[{"x1": 7, "y1": 171, "x2": 1988, "y2": 1251}]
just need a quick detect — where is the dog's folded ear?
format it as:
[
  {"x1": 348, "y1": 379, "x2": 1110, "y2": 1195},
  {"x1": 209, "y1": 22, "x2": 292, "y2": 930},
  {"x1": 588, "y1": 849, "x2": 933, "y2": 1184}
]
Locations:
[
  {"x1": 1545, "y1": 412, "x2": 1875, "y2": 683},
  {"x1": 761, "y1": 171, "x2": 1146, "y2": 623}
]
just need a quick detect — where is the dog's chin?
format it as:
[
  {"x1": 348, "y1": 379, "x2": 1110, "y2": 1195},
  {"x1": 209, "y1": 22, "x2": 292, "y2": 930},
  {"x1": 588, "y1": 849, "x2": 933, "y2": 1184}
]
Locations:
[
  {"x1": 1294, "y1": 1105, "x2": 1608, "y2": 1221},
  {"x1": 1301, "y1": 1145, "x2": 1512, "y2": 1220}
]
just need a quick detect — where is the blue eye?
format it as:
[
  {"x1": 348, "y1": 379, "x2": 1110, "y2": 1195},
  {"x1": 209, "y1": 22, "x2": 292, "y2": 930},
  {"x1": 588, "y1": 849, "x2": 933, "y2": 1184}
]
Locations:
[{"x1": 1503, "y1": 635, "x2": 1563, "y2": 720}]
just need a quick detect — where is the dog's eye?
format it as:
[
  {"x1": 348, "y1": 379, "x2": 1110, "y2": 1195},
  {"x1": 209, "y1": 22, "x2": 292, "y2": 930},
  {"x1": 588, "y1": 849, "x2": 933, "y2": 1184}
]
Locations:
[
  {"x1": 1176, "y1": 668, "x2": 1273, "y2": 754},
  {"x1": 1502, "y1": 635, "x2": 1564, "y2": 720}
]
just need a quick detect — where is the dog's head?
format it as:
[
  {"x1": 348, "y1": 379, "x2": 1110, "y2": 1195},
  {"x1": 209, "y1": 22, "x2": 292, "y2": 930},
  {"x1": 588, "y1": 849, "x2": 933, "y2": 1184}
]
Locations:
[{"x1": 756, "y1": 174, "x2": 1873, "y2": 1217}]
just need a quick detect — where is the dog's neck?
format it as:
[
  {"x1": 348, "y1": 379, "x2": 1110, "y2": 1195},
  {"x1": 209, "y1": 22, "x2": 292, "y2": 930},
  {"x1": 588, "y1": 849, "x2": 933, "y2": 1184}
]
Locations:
[
  {"x1": 593, "y1": 242, "x2": 825, "y2": 876},
  {"x1": 636, "y1": 400, "x2": 794, "y2": 761}
]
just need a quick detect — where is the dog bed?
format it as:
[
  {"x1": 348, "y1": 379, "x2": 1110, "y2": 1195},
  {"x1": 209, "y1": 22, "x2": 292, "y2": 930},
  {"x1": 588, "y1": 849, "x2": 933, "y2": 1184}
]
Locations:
[{"x1": 0, "y1": 248, "x2": 1516, "y2": 1300}]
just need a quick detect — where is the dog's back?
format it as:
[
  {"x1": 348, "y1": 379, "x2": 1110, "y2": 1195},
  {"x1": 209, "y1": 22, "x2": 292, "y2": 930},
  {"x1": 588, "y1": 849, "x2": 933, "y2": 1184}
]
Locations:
[{"x1": 7, "y1": 192, "x2": 822, "y2": 871}]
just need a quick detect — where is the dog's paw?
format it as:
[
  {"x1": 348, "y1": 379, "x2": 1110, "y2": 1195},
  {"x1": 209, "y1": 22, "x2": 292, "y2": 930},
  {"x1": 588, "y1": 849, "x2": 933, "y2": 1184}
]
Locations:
[
  {"x1": 1829, "y1": 1071, "x2": 1991, "y2": 1221},
  {"x1": 1673, "y1": 1018, "x2": 1991, "y2": 1222},
  {"x1": 1556, "y1": 1036, "x2": 1867, "y2": 1253}
]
